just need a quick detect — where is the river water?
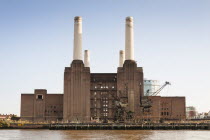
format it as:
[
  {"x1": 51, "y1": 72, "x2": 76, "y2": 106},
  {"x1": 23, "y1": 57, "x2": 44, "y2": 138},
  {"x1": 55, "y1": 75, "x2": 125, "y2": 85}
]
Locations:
[{"x1": 0, "y1": 130, "x2": 210, "y2": 140}]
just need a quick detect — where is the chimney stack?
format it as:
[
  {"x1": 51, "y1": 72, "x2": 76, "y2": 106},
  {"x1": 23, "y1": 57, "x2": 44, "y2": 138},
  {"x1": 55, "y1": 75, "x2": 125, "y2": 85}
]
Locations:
[
  {"x1": 84, "y1": 50, "x2": 90, "y2": 67},
  {"x1": 73, "y1": 16, "x2": 83, "y2": 60},
  {"x1": 125, "y1": 16, "x2": 134, "y2": 60},
  {"x1": 119, "y1": 50, "x2": 125, "y2": 67}
]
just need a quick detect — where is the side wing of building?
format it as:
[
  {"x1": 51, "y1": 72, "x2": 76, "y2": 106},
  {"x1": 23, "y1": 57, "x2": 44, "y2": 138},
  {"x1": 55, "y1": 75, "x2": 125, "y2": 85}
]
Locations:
[
  {"x1": 143, "y1": 96, "x2": 186, "y2": 122},
  {"x1": 21, "y1": 89, "x2": 63, "y2": 122}
]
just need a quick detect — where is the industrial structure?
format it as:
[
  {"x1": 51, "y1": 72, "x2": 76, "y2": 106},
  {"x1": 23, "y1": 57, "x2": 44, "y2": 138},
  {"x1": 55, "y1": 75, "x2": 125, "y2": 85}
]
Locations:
[
  {"x1": 186, "y1": 106, "x2": 197, "y2": 119},
  {"x1": 20, "y1": 16, "x2": 186, "y2": 123},
  {"x1": 144, "y1": 80, "x2": 160, "y2": 96}
]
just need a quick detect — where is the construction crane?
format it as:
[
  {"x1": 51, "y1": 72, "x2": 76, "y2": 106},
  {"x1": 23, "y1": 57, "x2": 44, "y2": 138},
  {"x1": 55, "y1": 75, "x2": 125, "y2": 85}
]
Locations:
[
  {"x1": 145, "y1": 81, "x2": 171, "y2": 96},
  {"x1": 141, "y1": 81, "x2": 171, "y2": 108},
  {"x1": 114, "y1": 81, "x2": 171, "y2": 122}
]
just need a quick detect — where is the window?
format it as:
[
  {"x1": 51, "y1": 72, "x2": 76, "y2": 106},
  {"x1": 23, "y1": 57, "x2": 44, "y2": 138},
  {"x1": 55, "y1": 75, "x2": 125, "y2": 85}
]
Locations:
[{"x1": 37, "y1": 95, "x2": 43, "y2": 100}]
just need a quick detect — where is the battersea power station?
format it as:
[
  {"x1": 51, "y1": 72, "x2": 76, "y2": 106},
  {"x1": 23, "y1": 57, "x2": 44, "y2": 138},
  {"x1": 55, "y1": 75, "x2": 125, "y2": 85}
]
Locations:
[{"x1": 21, "y1": 17, "x2": 186, "y2": 123}]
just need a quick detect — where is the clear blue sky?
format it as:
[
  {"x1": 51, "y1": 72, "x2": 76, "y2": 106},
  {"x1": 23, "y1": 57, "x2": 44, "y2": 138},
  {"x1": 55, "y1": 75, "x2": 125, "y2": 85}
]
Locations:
[{"x1": 0, "y1": 0, "x2": 210, "y2": 115}]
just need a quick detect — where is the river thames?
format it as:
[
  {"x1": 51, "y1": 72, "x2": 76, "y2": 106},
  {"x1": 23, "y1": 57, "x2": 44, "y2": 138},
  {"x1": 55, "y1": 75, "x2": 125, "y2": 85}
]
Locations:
[{"x1": 0, "y1": 130, "x2": 210, "y2": 140}]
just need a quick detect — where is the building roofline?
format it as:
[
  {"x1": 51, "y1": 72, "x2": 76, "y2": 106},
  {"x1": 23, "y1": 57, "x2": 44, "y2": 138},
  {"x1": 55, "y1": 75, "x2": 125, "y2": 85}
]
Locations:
[
  {"x1": 21, "y1": 93, "x2": 63, "y2": 95},
  {"x1": 91, "y1": 73, "x2": 117, "y2": 75}
]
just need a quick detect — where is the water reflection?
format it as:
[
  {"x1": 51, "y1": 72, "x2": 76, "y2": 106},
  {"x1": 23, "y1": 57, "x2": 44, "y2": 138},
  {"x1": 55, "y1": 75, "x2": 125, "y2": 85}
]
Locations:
[
  {"x1": 62, "y1": 130, "x2": 153, "y2": 140},
  {"x1": 0, "y1": 130, "x2": 210, "y2": 140}
]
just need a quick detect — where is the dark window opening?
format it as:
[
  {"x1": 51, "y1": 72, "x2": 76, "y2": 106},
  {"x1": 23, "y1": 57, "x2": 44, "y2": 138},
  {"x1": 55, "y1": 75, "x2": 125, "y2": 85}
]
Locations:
[{"x1": 37, "y1": 95, "x2": 43, "y2": 100}]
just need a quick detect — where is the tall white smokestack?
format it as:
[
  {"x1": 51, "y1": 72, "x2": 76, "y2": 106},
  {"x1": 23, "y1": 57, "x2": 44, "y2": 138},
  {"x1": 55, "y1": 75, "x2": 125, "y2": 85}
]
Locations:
[
  {"x1": 73, "y1": 16, "x2": 83, "y2": 60},
  {"x1": 125, "y1": 16, "x2": 134, "y2": 60},
  {"x1": 84, "y1": 50, "x2": 90, "y2": 67},
  {"x1": 119, "y1": 50, "x2": 125, "y2": 67}
]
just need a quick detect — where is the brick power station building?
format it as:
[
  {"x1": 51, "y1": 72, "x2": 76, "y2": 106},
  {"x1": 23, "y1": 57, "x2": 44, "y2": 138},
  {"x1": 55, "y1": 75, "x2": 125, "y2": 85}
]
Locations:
[{"x1": 20, "y1": 17, "x2": 186, "y2": 123}]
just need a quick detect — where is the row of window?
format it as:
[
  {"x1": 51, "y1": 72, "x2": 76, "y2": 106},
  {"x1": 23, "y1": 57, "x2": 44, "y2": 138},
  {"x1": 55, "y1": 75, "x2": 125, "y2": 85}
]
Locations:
[
  {"x1": 92, "y1": 104, "x2": 109, "y2": 107},
  {"x1": 94, "y1": 98, "x2": 109, "y2": 103},
  {"x1": 94, "y1": 86, "x2": 115, "y2": 89},
  {"x1": 93, "y1": 92, "x2": 116, "y2": 95},
  {"x1": 103, "y1": 108, "x2": 108, "y2": 112},
  {"x1": 161, "y1": 112, "x2": 169, "y2": 116},
  {"x1": 45, "y1": 110, "x2": 63, "y2": 113},
  {"x1": 162, "y1": 108, "x2": 169, "y2": 110},
  {"x1": 102, "y1": 113, "x2": 108, "y2": 116},
  {"x1": 92, "y1": 78, "x2": 116, "y2": 81},
  {"x1": 91, "y1": 112, "x2": 109, "y2": 117}
]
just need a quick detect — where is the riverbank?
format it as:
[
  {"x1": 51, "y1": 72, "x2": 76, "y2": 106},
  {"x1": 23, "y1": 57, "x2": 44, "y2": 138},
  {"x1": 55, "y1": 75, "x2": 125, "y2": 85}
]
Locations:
[
  {"x1": 49, "y1": 123, "x2": 210, "y2": 130},
  {"x1": 0, "y1": 123, "x2": 49, "y2": 129},
  {"x1": 1, "y1": 123, "x2": 210, "y2": 130}
]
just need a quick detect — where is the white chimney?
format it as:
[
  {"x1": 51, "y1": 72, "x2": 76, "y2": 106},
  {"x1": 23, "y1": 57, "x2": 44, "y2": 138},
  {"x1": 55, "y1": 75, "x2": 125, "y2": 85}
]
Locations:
[
  {"x1": 73, "y1": 16, "x2": 83, "y2": 60},
  {"x1": 84, "y1": 50, "x2": 90, "y2": 67},
  {"x1": 125, "y1": 16, "x2": 134, "y2": 60},
  {"x1": 119, "y1": 50, "x2": 125, "y2": 67}
]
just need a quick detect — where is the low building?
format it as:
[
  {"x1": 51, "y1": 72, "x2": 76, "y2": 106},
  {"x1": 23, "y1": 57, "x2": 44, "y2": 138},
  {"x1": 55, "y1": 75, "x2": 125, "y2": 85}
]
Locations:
[
  {"x1": 142, "y1": 96, "x2": 186, "y2": 122},
  {"x1": 0, "y1": 114, "x2": 14, "y2": 121},
  {"x1": 21, "y1": 89, "x2": 63, "y2": 122},
  {"x1": 208, "y1": 111, "x2": 210, "y2": 118},
  {"x1": 195, "y1": 112, "x2": 209, "y2": 119},
  {"x1": 186, "y1": 106, "x2": 197, "y2": 119}
]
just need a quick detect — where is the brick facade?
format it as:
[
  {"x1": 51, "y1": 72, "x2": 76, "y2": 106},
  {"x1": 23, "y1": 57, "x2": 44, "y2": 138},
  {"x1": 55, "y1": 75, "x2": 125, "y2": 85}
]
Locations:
[
  {"x1": 21, "y1": 61, "x2": 186, "y2": 123},
  {"x1": 142, "y1": 96, "x2": 186, "y2": 122},
  {"x1": 21, "y1": 89, "x2": 63, "y2": 122}
]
